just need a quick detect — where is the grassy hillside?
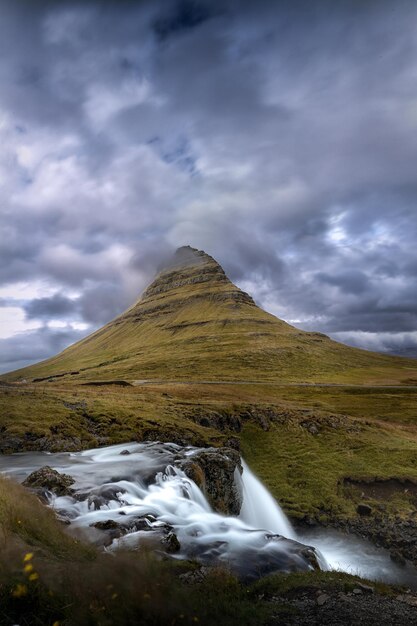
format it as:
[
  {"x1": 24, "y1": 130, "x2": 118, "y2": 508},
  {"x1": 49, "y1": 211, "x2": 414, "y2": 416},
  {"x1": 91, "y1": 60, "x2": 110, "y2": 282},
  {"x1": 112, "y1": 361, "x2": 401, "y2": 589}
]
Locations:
[{"x1": 3, "y1": 246, "x2": 417, "y2": 385}]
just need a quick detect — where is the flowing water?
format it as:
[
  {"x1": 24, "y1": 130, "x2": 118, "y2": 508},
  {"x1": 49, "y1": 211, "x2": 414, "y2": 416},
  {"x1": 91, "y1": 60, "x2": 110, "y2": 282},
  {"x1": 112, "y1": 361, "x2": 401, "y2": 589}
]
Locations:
[{"x1": 0, "y1": 441, "x2": 416, "y2": 587}]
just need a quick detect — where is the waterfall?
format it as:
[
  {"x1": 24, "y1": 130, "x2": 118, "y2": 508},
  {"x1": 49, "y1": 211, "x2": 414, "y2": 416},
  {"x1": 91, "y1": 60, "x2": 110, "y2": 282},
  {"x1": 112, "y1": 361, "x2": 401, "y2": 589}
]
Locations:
[
  {"x1": 2, "y1": 442, "x2": 417, "y2": 587},
  {"x1": 238, "y1": 460, "x2": 295, "y2": 539}
]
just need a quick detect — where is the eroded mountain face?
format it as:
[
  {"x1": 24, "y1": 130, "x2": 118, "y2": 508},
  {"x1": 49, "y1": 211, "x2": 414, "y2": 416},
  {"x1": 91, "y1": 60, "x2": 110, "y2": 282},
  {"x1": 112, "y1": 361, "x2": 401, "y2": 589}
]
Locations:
[{"x1": 116, "y1": 246, "x2": 255, "y2": 326}]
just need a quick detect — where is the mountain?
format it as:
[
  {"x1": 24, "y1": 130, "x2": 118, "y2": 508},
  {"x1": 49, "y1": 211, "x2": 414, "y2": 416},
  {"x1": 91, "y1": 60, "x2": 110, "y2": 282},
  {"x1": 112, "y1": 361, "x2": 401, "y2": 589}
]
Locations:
[{"x1": 3, "y1": 245, "x2": 416, "y2": 384}]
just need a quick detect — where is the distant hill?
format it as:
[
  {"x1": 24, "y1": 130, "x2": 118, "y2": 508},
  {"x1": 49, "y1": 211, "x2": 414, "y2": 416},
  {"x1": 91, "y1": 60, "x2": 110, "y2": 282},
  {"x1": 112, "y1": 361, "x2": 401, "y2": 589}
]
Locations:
[{"x1": 3, "y1": 246, "x2": 416, "y2": 384}]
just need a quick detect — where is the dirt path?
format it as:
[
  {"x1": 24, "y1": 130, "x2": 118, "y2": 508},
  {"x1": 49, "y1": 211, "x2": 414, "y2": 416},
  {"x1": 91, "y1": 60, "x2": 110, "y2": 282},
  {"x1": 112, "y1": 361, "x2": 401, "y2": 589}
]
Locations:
[{"x1": 132, "y1": 379, "x2": 417, "y2": 389}]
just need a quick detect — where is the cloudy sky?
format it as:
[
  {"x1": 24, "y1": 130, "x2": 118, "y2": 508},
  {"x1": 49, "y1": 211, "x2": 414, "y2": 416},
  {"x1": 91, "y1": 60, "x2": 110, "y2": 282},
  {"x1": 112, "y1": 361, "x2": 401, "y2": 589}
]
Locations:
[{"x1": 1, "y1": 0, "x2": 417, "y2": 373}]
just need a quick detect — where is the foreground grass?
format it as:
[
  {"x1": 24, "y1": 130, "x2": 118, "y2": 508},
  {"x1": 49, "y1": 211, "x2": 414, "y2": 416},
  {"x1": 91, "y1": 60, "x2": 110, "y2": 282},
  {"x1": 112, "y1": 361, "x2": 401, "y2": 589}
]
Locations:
[{"x1": 0, "y1": 477, "x2": 400, "y2": 626}]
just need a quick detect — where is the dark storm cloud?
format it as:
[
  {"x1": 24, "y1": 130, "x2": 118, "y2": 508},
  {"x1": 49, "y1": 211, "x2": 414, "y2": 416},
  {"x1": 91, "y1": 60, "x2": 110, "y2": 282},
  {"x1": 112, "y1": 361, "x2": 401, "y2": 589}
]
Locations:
[
  {"x1": 0, "y1": 326, "x2": 86, "y2": 374},
  {"x1": 153, "y1": 0, "x2": 214, "y2": 41},
  {"x1": 24, "y1": 293, "x2": 78, "y2": 319},
  {"x1": 0, "y1": 0, "x2": 417, "y2": 372}
]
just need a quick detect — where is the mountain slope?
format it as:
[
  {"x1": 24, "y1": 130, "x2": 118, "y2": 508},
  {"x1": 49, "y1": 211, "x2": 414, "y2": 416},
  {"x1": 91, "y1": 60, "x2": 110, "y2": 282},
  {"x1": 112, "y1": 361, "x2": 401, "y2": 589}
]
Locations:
[{"x1": 3, "y1": 246, "x2": 417, "y2": 384}]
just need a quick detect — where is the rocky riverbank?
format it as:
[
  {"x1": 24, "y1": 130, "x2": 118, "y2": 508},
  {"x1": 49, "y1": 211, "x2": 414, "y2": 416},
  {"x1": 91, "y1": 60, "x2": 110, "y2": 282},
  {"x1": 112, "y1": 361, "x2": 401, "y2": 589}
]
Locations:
[
  {"x1": 332, "y1": 516, "x2": 417, "y2": 568},
  {"x1": 252, "y1": 581, "x2": 417, "y2": 625},
  {"x1": 181, "y1": 565, "x2": 417, "y2": 625}
]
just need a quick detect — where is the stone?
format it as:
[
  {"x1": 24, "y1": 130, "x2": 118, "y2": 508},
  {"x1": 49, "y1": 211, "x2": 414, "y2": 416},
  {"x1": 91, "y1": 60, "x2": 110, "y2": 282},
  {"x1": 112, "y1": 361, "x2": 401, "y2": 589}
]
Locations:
[
  {"x1": 357, "y1": 582, "x2": 374, "y2": 594},
  {"x1": 161, "y1": 531, "x2": 181, "y2": 553},
  {"x1": 317, "y1": 594, "x2": 329, "y2": 606},
  {"x1": 91, "y1": 519, "x2": 120, "y2": 531},
  {"x1": 23, "y1": 465, "x2": 75, "y2": 496},
  {"x1": 357, "y1": 503, "x2": 372, "y2": 516},
  {"x1": 179, "y1": 447, "x2": 243, "y2": 515},
  {"x1": 179, "y1": 566, "x2": 210, "y2": 585}
]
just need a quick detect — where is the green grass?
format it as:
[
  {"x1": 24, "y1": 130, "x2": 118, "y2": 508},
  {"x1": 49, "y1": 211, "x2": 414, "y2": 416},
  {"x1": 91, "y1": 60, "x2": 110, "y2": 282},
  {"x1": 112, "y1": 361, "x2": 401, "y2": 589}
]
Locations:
[
  {"x1": 240, "y1": 419, "x2": 417, "y2": 520},
  {"x1": 0, "y1": 476, "x2": 93, "y2": 561}
]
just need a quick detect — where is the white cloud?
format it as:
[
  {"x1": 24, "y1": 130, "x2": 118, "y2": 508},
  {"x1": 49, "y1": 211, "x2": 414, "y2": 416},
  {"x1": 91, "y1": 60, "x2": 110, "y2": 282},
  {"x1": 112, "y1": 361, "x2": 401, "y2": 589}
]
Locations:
[{"x1": 0, "y1": 307, "x2": 41, "y2": 339}]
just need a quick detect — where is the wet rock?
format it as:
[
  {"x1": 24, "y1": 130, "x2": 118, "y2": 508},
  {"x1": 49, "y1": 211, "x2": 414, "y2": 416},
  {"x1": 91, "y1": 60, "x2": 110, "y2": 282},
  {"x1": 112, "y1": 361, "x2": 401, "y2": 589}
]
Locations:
[
  {"x1": 125, "y1": 515, "x2": 159, "y2": 532},
  {"x1": 92, "y1": 519, "x2": 120, "y2": 531},
  {"x1": 390, "y1": 551, "x2": 406, "y2": 566},
  {"x1": 223, "y1": 534, "x2": 324, "y2": 582},
  {"x1": 357, "y1": 503, "x2": 372, "y2": 516},
  {"x1": 0, "y1": 434, "x2": 26, "y2": 454},
  {"x1": 326, "y1": 515, "x2": 417, "y2": 568},
  {"x1": 299, "y1": 546, "x2": 322, "y2": 571},
  {"x1": 23, "y1": 465, "x2": 75, "y2": 496},
  {"x1": 88, "y1": 495, "x2": 105, "y2": 511},
  {"x1": 84, "y1": 484, "x2": 127, "y2": 510},
  {"x1": 161, "y1": 531, "x2": 181, "y2": 553},
  {"x1": 179, "y1": 447, "x2": 243, "y2": 515},
  {"x1": 120, "y1": 449, "x2": 131, "y2": 455}
]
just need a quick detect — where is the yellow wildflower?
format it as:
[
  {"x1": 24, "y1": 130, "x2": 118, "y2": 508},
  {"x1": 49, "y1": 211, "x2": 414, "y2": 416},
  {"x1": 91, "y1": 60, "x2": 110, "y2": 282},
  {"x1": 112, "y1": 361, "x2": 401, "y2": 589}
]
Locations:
[
  {"x1": 28, "y1": 573, "x2": 39, "y2": 582},
  {"x1": 24, "y1": 563, "x2": 34, "y2": 574},
  {"x1": 12, "y1": 583, "x2": 28, "y2": 598},
  {"x1": 23, "y1": 552, "x2": 34, "y2": 562}
]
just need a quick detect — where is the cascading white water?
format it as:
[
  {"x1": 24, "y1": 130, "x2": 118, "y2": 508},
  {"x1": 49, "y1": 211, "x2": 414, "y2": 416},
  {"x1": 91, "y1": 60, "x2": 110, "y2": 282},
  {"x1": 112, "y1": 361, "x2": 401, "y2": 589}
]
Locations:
[
  {"x1": 1, "y1": 442, "x2": 417, "y2": 587},
  {"x1": 239, "y1": 460, "x2": 295, "y2": 539}
]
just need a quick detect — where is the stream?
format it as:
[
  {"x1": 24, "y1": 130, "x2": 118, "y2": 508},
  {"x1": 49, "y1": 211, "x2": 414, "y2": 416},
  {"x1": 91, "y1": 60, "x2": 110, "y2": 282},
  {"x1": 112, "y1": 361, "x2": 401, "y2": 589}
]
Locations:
[{"x1": 0, "y1": 441, "x2": 416, "y2": 587}]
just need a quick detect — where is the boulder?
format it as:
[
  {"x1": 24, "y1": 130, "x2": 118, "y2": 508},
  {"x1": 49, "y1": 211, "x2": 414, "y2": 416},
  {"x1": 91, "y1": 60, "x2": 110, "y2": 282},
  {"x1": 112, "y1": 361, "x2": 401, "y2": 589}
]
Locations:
[
  {"x1": 357, "y1": 503, "x2": 372, "y2": 517},
  {"x1": 23, "y1": 465, "x2": 75, "y2": 496},
  {"x1": 92, "y1": 519, "x2": 120, "y2": 531},
  {"x1": 161, "y1": 531, "x2": 181, "y2": 553},
  {"x1": 179, "y1": 447, "x2": 243, "y2": 515}
]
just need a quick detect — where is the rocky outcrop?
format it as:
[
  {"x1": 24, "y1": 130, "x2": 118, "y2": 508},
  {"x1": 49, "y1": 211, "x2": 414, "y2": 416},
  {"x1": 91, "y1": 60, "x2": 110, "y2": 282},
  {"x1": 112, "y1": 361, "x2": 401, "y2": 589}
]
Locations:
[
  {"x1": 177, "y1": 533, "x2": 323, "y2": 582},
  {"x1": 23, "y1": 465, "x2": 75, "y2": 496},
  {"x1": 89, "y1": 515, "x2": 181, "y2": 552},
  {"x1": 179, "y1": 446, "x2": 243, "y2": 515}
]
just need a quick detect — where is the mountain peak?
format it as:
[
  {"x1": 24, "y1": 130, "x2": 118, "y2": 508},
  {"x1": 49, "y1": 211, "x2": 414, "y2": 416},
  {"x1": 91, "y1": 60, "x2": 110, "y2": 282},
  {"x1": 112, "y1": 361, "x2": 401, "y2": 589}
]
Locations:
[
  {"x1": 141, "y1": 245, "x2": 231, "y2": 300},
  {"x1": 159, "y1": 246, "x2": 223, "y2": 273}
]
